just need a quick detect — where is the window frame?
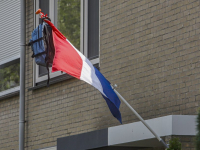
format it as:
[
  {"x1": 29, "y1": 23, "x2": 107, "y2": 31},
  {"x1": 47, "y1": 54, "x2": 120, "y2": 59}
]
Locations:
[
  {"x1": 82, "y1": 0, "x2": 100, "y2": 65},
  {"x1": 33, "y1": 0, "x2": 100, "y2": 86},
  {"x1": 0, "y1": 55, "x2": 20, "y2": 98},
  {"x1": 34, "y1": 0, "x2": 64, "y2": 84}
]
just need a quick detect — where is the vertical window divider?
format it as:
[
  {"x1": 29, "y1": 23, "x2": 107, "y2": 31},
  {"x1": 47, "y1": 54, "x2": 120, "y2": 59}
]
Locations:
[
  {"x1": 84, "y1": 0, "x2": 88, "y2": 58},
  {"x1": 98, "y1": 0, "x2": 100, "y2": 67},
  {"x1": 49, "y1": 0, "x2": 54, "y2": 24},
  {"x1": 80, "y1": 0, "x2": 84, "y2": 54},
  {"x1": 33, "y1": 0, "x2": 36, "y2": 87}
]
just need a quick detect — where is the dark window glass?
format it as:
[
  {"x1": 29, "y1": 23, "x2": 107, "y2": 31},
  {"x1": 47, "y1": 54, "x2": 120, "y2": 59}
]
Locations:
[
  {"x1": 38, "y1": 0, "x2": 49, "y2": 76},
  {"x1": 39, "y1": 0, "x2": 49, "y2": 24},
  {"x1": 88, "y1": 0, "x2": 99, "y2": 60},
  {"x1": 0, "y1": 61, "x2": 20, "y2": 92},
  {"x1": 39, "y1": 66, "x2": 48, "y2": 77}
]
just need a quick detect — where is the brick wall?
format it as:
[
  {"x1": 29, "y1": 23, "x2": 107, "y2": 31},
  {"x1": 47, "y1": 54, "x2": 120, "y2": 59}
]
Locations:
[
  {"x1": 0, "y1": 96, "x2": 19, "y2": 150},
  {"x1": 101, "y1": 0, "x2": 200, "y2": 123},
  {"x1": 23, "y1": 0, "x2": 200, "y2": 149}
]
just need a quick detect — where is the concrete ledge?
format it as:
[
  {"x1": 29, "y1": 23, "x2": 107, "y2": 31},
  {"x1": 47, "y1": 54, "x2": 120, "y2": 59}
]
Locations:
[
  {"x1": 57, "y1": 115, "x2": 197, "y2": 150},
  {"x1": 0, "y1": 86, "x2": 19, "y2": 100},
  {"x1": 108, "y1": 115, "x2": 197, "y2": 147}
]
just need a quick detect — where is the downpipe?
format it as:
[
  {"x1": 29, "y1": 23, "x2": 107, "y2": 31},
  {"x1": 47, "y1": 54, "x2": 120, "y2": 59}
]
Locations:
[{"x1": 19, "y1": 0, "x2": 26, "y2": 150}]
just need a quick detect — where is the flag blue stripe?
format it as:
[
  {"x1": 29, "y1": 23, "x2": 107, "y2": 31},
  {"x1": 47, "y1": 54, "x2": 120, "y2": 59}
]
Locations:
[{"x1": 94, "y1": 67, "x2": 122, "y2": 123}]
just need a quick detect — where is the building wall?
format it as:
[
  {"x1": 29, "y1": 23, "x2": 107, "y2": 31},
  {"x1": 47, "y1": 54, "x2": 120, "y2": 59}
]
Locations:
[
  {"x1": 0, "y1": 96, "x2": 19, "y2": 150},
  {"x1": 23, "y1": 0, "x2": 200, "y2": 150},
  {"x1": 101, "y1": 0, "x2": 200, "y2": 123}
]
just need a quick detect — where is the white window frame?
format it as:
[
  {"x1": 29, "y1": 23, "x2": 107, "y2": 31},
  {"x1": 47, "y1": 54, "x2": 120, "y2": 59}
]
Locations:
[
  {"x1": 0, "y1": 55, "x2": 20, "y2": 97},
  {"x1": 34, "y1": 0, "x2": 63, "y2": 84},
  {"x1": 33, "y1": 0, "x2": 100, "y2": 85},
  {"x1": 38, "y1": 146, "x2": 56, "y2": 150}
]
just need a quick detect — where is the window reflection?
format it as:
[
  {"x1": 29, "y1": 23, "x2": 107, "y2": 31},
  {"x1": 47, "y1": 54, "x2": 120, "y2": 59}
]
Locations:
[
  {"x1": 0, "y1": 62, "x2": 20, "y2": 92},
  {"x1": 55, "y1": 0, "x2": 80, "y2": 50}
]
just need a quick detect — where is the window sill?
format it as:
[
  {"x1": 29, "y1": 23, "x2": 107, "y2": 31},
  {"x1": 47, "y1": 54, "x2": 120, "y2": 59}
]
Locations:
[
  {"x1": 29, "y1": 74, "x2": 73, "y2": 91},
  {"x1": 0, "y1": 86, "x2": 20, "y2": 100},
  {"x1": 30, "y1": 63, "x2": 99, "y2": 91}
]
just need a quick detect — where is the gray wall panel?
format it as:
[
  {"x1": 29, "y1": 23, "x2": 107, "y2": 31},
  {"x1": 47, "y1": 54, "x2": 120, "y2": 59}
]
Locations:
[{"x1": 57, "y1": 129, "x2": 108, "y2": 150}]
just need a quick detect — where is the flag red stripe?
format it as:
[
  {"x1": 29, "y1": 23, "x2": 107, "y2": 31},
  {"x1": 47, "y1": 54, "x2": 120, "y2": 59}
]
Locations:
[
  {"x1": 44, "y1": 19, "x2": 122, "y2": 123},
  {"x1": 45, "y1": 20, "x2": 83, "y2": 79}
]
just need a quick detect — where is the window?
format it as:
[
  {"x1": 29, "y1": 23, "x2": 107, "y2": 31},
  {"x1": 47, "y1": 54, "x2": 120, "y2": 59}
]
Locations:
[
  {"x1": 34, "y1": 0, "x2": 99, "y2": 85},
  {"x1": 0, "y1": 1, "x2": 20, "y2": 97},
  {"x1": 34, "y1": 0, "x2": 63, "y2": 84},
  {"x1": 0, "y1": 56, "x2": 20, "y2": 98},
  {"x1": 0, "y1": 58, "x2": 20, "y2": 93}
]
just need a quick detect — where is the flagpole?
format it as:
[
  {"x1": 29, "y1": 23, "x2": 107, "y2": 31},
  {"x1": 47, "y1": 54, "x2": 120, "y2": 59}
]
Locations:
[{"x1": 112, "y1": 84, "x2": 169, "y2": 149}]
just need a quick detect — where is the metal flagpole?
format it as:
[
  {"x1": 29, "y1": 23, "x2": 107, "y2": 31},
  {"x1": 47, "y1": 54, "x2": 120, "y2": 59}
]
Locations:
[{"x1": 112, "y1": 84, "x2": 169, "y2": 149}]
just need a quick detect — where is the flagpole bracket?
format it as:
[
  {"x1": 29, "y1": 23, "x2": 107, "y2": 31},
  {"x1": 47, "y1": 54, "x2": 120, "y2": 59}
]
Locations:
[
  {"x1": 111, "y1": 84, "x2": 118, "y2": 89},
  {"x1": 160, "y1": 139, "x2": 169, "y2": 148}
]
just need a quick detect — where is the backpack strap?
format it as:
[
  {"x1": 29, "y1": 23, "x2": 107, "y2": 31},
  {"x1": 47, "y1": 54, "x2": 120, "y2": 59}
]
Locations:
[
  {"x1": 46, "y1": 62, "x2": 50, "y2": 86},
  {"x1": 28, "y1": 37, "x2": 44, "y2": 46},
  {"x1": 43, "y1": 24, "x2": 51, "y2": 86},
  {"x1": 31, "y1": 51, "x2": 46, "y2": 58}
]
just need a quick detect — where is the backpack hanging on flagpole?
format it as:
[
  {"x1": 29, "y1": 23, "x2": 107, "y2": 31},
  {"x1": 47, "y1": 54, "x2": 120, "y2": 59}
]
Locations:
[{"x1": 28, "y1": 9, "x2": 55, "y2": 85}]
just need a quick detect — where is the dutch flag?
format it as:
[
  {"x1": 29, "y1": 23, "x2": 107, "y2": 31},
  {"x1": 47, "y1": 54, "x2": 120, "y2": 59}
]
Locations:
[{"x1": 45, "y1": 20, "x2": 122, "y2": 123}]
